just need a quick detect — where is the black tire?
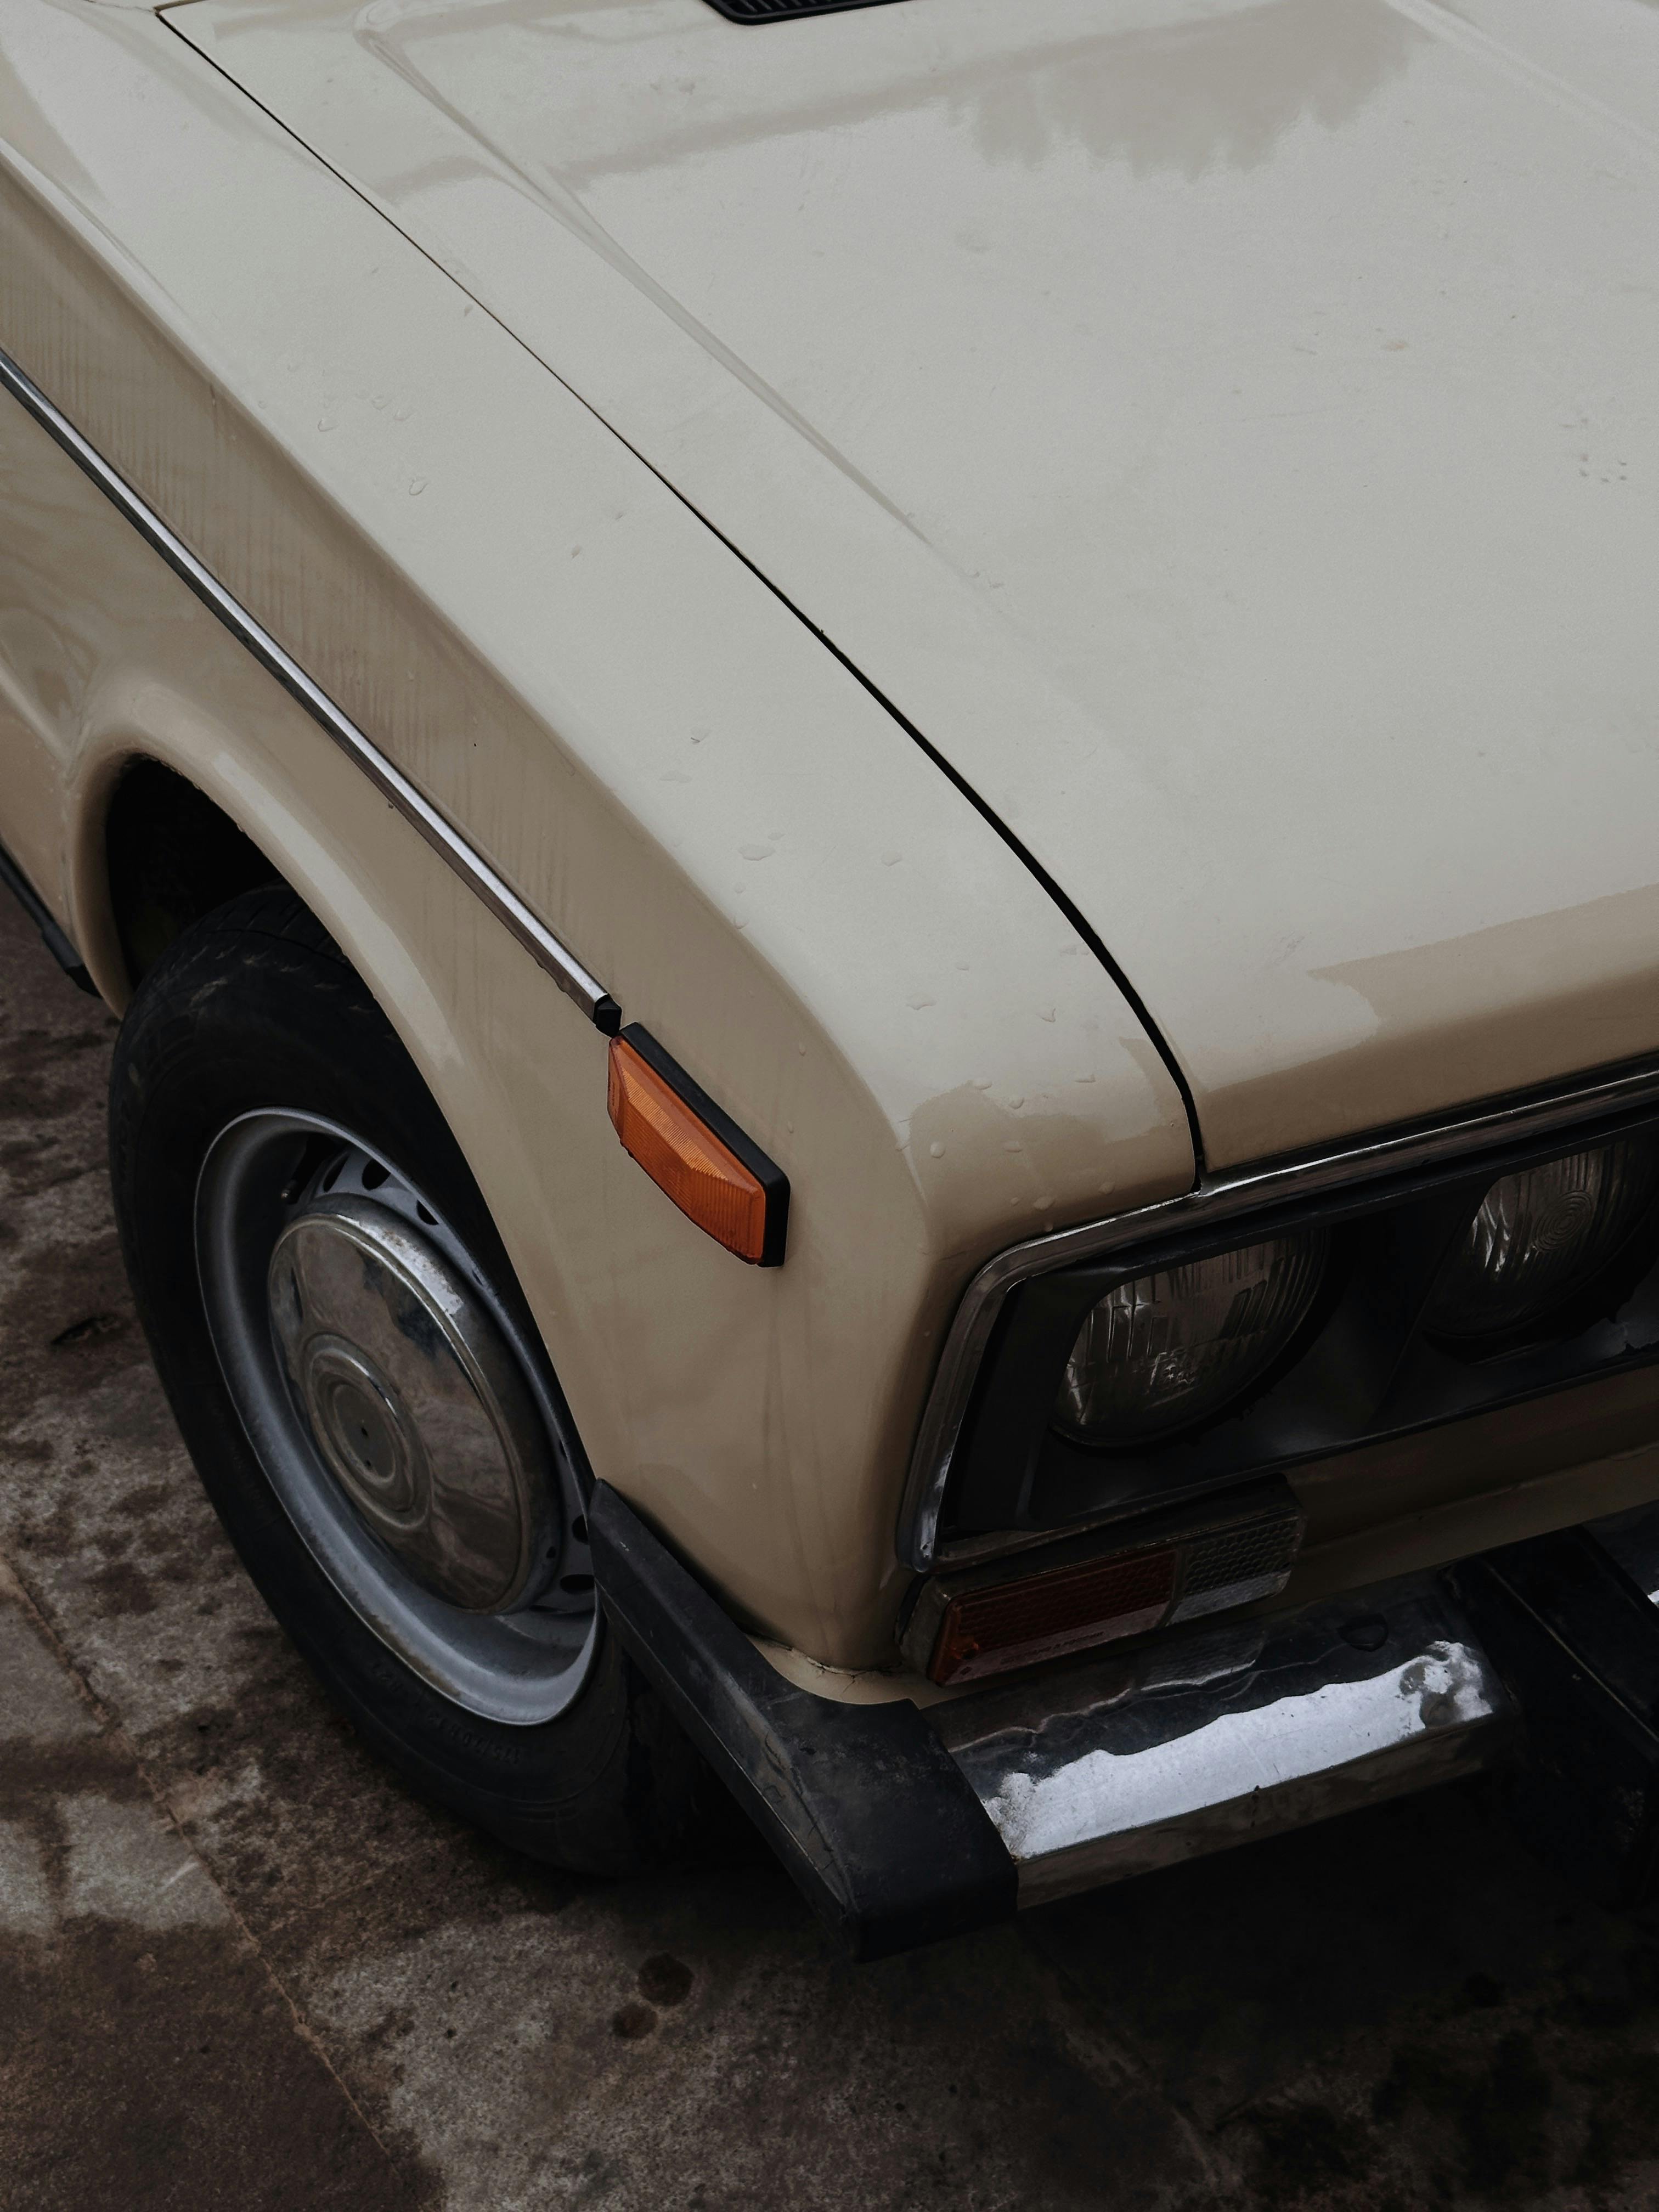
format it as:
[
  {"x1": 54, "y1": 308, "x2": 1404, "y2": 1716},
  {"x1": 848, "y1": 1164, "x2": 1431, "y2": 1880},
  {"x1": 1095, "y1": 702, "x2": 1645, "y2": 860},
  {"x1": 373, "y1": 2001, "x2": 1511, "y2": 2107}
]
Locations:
[{"x1": 109, "y1": 886, "x2": 711, "y2": 1872}]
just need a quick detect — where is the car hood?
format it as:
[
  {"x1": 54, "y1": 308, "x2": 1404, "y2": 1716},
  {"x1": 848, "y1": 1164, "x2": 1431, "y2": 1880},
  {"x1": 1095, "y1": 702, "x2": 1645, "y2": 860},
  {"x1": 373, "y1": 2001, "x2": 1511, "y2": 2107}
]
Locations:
[{"x1": 178, "y1": 0, "x2": 1659, "y2": 1170}]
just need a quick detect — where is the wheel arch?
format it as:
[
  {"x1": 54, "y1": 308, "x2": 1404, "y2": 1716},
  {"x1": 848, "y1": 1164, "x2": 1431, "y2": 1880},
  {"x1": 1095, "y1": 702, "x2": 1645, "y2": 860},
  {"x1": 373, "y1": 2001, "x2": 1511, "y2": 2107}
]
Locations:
[
  {"x1": 93, "y1": 754, "x2": 283, "y2": 998},
  {"x1": 60, "y1": 689, "x2": 521, "y2": 1132}
]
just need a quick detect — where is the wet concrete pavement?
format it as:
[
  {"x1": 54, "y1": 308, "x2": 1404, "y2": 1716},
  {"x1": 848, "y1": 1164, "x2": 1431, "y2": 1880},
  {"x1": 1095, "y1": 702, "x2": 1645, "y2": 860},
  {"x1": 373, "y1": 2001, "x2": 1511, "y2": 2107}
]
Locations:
[{"x1": 4, "y1": 889, "x2": 1659, "y2": 2212}]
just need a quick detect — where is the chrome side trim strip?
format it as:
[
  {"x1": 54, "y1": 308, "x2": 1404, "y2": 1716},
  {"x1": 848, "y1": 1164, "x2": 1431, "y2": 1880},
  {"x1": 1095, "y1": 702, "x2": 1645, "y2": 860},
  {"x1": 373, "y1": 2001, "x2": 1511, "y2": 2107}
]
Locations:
[
  {"x1": 901, "y1": 1052, "x2": 1659, "y2": 1569},
  {"x1": 931, "y1": 1570, "x2": 1513, "y2": 1905},
  {"x1": 0, "y1": 346, "x2": 620, "y2": 1034}
]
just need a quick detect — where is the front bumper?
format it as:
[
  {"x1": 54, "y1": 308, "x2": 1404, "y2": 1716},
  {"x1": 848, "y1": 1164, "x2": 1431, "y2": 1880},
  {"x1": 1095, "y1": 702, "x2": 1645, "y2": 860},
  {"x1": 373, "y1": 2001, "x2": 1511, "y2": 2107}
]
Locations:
[
  {"x1": 933, "y1": 1575, "x2": 1510, "y2": 1909},
  {"x1": 590, "y1": 1486, "x2": 1659, "y2": 1958}
]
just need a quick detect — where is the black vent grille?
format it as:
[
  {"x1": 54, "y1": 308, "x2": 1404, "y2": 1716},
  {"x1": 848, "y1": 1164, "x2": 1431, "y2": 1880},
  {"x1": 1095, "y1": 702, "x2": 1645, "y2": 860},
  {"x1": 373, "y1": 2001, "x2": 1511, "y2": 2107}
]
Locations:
[
  {"x1": 1181, "y1": 1512, "x2": 1301, "y2": 1602},
  {"x1": 703, "y1": 0, "x2": 911, "y2": 21}
]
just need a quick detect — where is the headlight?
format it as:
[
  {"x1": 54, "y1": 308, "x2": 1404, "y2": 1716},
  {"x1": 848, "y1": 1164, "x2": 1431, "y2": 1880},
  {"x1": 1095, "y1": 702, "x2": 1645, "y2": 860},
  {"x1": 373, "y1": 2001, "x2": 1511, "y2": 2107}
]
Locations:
[
  {"x1": 1053, "y1": 1231, "x2": 1330, "y2": 1446},
  {"x1": 1423, "y1": 1136, "x2": 1658, "y2": 1345}
]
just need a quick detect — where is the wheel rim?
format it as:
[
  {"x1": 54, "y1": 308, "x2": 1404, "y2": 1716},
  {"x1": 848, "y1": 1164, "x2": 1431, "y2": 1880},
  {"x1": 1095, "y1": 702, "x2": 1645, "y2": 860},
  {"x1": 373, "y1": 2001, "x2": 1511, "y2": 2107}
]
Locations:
[{"x1": 195, "y1": 1110, "x2": 599, "y2": 1725}]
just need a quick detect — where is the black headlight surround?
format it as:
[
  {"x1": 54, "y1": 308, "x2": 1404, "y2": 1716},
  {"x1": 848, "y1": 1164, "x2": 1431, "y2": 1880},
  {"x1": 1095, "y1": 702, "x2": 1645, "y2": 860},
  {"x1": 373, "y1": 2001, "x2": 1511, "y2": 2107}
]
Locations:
[{"x1": 940, "y1": 1104, "x2": 1659, "y2": 1554}]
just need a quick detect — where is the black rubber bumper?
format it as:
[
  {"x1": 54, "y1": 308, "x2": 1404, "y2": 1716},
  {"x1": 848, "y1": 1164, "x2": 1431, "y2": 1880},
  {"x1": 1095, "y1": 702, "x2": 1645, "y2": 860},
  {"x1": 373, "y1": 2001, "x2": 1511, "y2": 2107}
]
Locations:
[
  {"x1": 588, "y1": 1483, "x2": 1017, "y2": 1960},
  {"x1": 594, "y1": 1486, "x2": 1659, "y2": 1953}
]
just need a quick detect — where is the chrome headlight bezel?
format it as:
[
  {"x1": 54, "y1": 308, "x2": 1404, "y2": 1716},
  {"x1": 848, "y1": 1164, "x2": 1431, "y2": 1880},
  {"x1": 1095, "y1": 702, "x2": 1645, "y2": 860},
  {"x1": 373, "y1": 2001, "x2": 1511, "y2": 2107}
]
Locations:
[{"x1": 906, "y1": 1073, "x2": 1659, "y2": 1573}]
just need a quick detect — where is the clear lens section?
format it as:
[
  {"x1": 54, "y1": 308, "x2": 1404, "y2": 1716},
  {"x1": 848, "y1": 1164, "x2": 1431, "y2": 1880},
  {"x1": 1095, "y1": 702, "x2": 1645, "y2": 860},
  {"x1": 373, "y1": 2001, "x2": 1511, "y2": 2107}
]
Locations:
[
  {"x1": 1054, "y1": 1233, "x2": 1329, "y2": 1446},
  {"x1": 1423, "y1": 1137, "x2": 1658, "y2": 1343}
]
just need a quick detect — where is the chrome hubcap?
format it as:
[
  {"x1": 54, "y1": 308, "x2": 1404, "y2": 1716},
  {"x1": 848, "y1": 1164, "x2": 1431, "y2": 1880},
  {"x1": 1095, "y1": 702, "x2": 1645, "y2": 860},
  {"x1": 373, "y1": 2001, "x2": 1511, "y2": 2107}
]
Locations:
[
  {"x1": 268, "y1": 1199, "x2": 557, "y2": 1612},
  {"x1": 196, "y1": 1110, "x2": 597, "y2": 1725}
]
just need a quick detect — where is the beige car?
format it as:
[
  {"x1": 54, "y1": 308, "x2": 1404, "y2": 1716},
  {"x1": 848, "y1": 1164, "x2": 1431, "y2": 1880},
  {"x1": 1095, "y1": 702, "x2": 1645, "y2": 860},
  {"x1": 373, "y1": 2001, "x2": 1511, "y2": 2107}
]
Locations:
[{"x1": 5, "y1": 0, "x2": 1659, "y2": 1955}]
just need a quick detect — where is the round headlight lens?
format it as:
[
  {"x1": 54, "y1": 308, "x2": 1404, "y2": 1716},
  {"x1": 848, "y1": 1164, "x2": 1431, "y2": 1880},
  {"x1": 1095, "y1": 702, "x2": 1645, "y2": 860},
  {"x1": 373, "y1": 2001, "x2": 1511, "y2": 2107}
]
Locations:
[
  {"x1": 1423, "y1": 1136, "x2": 1658, "y2": 1345},
  {"x1": 1053, "y1": 1232, "x2": 1330, "y2": 1447}
]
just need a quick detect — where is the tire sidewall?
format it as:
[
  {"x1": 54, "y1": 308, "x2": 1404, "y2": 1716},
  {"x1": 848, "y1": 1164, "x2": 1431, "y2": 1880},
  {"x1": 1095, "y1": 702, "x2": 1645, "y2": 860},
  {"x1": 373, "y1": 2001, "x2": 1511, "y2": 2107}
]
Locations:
[{"x1": 109, "y1": 894, "x2": 701, "y2": 1869}]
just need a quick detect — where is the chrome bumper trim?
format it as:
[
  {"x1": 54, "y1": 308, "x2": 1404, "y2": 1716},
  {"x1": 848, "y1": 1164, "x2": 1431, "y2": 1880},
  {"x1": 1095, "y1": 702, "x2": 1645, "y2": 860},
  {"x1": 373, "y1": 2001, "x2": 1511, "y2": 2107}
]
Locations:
[{"x1": 932, "y1": 1573, "x2": 1515, "y2": 1908}]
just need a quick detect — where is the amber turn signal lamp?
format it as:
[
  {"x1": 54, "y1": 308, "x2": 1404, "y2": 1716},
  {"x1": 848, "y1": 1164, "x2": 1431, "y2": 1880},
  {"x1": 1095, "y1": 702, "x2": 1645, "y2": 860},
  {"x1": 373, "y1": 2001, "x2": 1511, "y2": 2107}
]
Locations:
[{"x1": 607, "y1": 1025, "x2": 789, "y2": 1267}]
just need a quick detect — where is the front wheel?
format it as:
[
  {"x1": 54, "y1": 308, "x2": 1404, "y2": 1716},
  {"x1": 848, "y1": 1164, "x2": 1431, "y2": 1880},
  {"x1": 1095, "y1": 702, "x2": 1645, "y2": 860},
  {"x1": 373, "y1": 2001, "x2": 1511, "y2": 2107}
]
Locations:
[{"x1": 110, "y1": 887, "x2": 708, "y2": 1870}]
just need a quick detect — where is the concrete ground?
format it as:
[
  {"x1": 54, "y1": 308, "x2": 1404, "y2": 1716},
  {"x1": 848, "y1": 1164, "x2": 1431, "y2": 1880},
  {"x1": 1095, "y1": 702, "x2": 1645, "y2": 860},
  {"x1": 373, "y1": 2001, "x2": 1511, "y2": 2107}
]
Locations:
[{"x1": 4, "y1": 893, "x2": 1659, "y2": 2212}]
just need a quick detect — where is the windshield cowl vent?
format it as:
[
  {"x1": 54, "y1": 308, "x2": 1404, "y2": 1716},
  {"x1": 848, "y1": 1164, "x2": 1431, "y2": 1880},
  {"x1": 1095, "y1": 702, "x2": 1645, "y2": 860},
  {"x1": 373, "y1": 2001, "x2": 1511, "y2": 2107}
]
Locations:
[{"x1": 703, "y1": 0, "x2": 910, "y2": 20}]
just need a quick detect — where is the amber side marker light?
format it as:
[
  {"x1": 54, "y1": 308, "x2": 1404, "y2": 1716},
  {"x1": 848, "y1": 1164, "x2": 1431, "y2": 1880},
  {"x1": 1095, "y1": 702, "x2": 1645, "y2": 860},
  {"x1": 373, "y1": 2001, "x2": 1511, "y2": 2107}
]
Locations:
[
  {"x1": 606, "y1": 1024, "x2": 789, "y2": 1266},
  {"x1": 901, "y1": 1480, "x2": 1305, "y2": 1685}
]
